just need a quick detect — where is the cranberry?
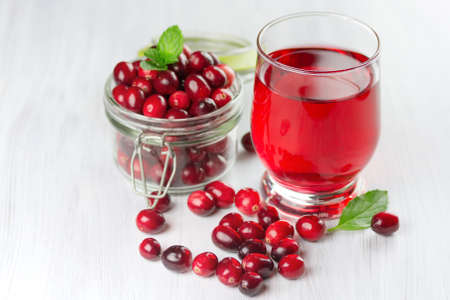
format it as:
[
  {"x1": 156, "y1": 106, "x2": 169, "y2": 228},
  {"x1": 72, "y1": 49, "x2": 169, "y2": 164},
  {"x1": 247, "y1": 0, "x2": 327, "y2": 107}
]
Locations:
[
  {"x1": 138, "y1": 63, "x2": 158, "y2": 80},
  {"x1": 183, "y1": 44, "x2": 192, "y2": 58},
  {"x1": 166, "y1": 108, "x2": 189, "y2": 119},
  {"x1": 112, "y1": 84, "x2": 129, "y2": 108},
  {"x1": 148, "y1": 162, "x2": 170, "y2": 184},
  {"x1": 205, "y1": 181, "x2": 235, "y2": 208},
  {"x1": 217, "y1": 64, "x2": 236, "y2": 88},
  {"x1": 153, "y1": 70, "x2": 179, "y2": 95},
  {"x1": 168, "y1": 90, "x2": 190, "y2": 109},
  {"x1": 202, "y1": 65, "x2": 227, "y2": 88},
  {"x1": 113, "y1": 61, "x2": 137, "y2": 85},
  {"x1": 241, "y1": 132, "x2": 255, "y2": 153},
  {"x1": 235, "y1": 188, "x2": 261, "y2": 216},
  {"x1": 181, "y1": 163, "x2": 205, "y2": 185},
  {"x1": 186, "y1": 147, "x2": 207, "y2": 162},
  {"x1": 117, "y1": 149, "x2": 130, "y2": 171},
  {"x1": 216, "y1": 257, "x2": 243, "y2": 287},
  {"x1": 169, "y1": 53, "x2": 189, "y2": 78},
  {"x1": 147, "y1": 191, "x2": 171, "y2": 213},
  {"x1": 238, "y1": 239, "x2": 267, "y2": 259},
  {"x1": 295, "y1": 215, "x2": 326, "y2": 242},
  {"x1": 371, "y1": 212, "x2": 399, "y2": 235},
  {"x1": 189, "y1": 98, "x2": 217, "y2": 116},
  {"x1": 188, "y1": 51, "x2": 214, "y2": 72},
  {"x1": 219, "y1": 212, "x2": 244, "y2": 230},
  {"x1": 184, "y1": 74, "x2": 211, "y2": 101},
  {"x1": 187, "y1": 190, "x2": 216, "y2": 216},
  {"x1": 202, "y1": 154, "x2": 226, "y2": 177},
  {"x1": 129, "y1": 157, "x2": 151, "y2": 180},
  {"x1": 211, "y1": 225, "x2": 242, "y2": 251},
  {"x1": 208, "y1": 52, "x2": 220, "y2": 65},
  {"x1": 257, "y1": 205, "x2": 280, "y2": 229},
  {"x1": 161, "y1": 245, "x2": 192, "y2": 273},
  {"x1": 278, "y1": 254, "x2": 305, "y2": 279},
  {"x1": 142, "y1": 94, "x2": 167, "y2": 118},
  {"x1": 211, "y1": 88, "x2": 233, "y2": 108},
  {"x1": 136, "y1": 209, "x2": 166, "y2": 234},
  {"x1": 204, "y1": 137, "x2": 228, "y2": 154},
  {"x1": 192, "y1": 252, "x2": 218, "y2": 277},
  {"x1": 242, "y1": 253, "x2": 274, "y2": 279},
  {"x1": 131, "y1": 77, "x2": 152, "y2": 96},
  {"x1": 132, "y1": 60, "x2": 141, "y2": 70},
  {"x1": 125, "y1": 86, "x2": 145, "y2": 113},
  {"x1": 271, "y1": 238, "x2": 300, "y2": 262},
  {"x1": 265, "y1": 220, "x2": 294, "y2": 246},
  {"x1": 239, "y1": 272, "x2": 264, "y2": 296},
  {"x1": 139, "y1": 238, "x2": 161, "y2": 260},
  {"x1": 238, "y1": 221, "x2": 265, "y2": 241}
]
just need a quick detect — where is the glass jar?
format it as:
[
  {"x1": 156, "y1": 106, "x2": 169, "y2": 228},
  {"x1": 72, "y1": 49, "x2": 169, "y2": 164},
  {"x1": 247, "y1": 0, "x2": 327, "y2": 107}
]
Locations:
[{"x1": 103, "y1": 73, "x2": 243, "y2": 197}]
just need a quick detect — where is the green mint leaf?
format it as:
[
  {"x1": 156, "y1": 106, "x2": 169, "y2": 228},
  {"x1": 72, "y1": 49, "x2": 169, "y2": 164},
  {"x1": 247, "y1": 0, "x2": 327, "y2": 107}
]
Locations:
[
  {"x1": 139, "y1": 60, "x2": 167, "y2": 71},
  {"x1": 328, "y1": 190, "x2": 388, "y2": 232},
  {"x1": 143, "y1": 48, "x2": 166, "y2": 66},
  {"x1": 157, "y1": 25, "x2": 184, "y2": 62}
]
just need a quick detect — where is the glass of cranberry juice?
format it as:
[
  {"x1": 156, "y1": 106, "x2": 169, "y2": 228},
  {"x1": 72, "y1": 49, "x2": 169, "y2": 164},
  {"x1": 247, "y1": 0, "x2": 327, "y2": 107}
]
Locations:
[{"x1": 252, "y1": 12, "x2": 381, "y2": 218}]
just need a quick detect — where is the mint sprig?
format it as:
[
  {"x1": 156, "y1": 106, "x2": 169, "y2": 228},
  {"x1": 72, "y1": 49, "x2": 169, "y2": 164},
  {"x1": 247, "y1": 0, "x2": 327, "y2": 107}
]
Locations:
[
  {"x1": 140, "y1": 25, "x2": 184, "y2": 71},
  {"x1": 328, "y1": 190, "x2": 388, "y2": 232}
]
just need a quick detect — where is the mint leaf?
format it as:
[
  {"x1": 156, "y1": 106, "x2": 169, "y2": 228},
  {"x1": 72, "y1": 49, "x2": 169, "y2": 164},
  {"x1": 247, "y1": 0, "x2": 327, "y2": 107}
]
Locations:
[
  {"x1": 139, "y1": 60, "x2": 167, "y2": 71},
  {"x1": 328, "y1": 190, "x2": 388, "y2": 232},
  {"x1": 157, "y1": 25, "x2": 183, "y2": 62}
]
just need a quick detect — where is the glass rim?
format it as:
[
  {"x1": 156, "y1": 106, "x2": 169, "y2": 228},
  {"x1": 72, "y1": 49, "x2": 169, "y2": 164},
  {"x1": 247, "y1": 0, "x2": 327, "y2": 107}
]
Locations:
[{"x1": 256, "y1": 11, "x2": 381, "y2": 75}]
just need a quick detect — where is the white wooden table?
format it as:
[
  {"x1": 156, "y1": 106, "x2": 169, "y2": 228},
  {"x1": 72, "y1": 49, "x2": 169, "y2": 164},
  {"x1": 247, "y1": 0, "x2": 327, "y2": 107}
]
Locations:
[{"x1": 1, "y1": 0, "x2": 449, "y2": 299}]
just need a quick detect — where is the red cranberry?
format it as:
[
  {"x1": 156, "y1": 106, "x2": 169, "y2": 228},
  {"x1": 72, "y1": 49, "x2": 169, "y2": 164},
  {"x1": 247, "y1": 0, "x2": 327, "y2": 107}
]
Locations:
[
  {"x1": 184, "y1": 74, "x2": 211, "y2": 101},
  {"x1": 169, "y1": 53, "x2": 189, "y2": 78},
  {"x1": 113, "y1": 61, "x2": 137, "y2": 85},
  {"x1": 129, "y1": 157, "x2": 151, "y2": 180},
  {"x1": 270, "y1": 238, "x2": 300, "y2": 262},
  {"x1": 131, "y1": 77, "x2": 152, "y2": 96},
  {"x1": 183, "y1": 44, "x2": 192, "y2": 58},
  {"x1": 242, "y1": 253, "x2": 274, "y2": 279},
  {"x1": 139, "y1": 238, "x2": 161, "y2": 260},
  {"x1": 188, "y1": 51, "x2": 214, "y2": 73},
  {"x1": 211, "y1": 225, "x2": 242, "y2": 251},
  {"x1": 147, "y1": 191, "x2": 171, "y2": 213},
  {"x1": 202, "y1": 154, "x2": 226, "y2": 177},
  {"x1": 257, "y1": 205, "x2": 280, "y2": 229},
  {"x1": 202, "y1": 65, "x2": 227, "y2": 88},
  {"x1": 166, "y1": 108, "x2": 189, "y2": 119},
  {"x1": 168, "y1": 90, "x2": 190, "y2": 109},
  {"x1": 138, "y1": 63, "x2": 158, "y2": 80},
  {"x1": 132, "y1": 60, "x2": 141, "y2": 70},
  {"x1": 295, "y1": 215, "x2": 326, "y2": 242},
  {"x1": 204, "y1": 137, "x2": 228, "y2": 154},
  {"x1": 125, "y1": 86, "x2": 145, "y2": 113},
  {"x1": 371, "y1": 212, "x2": 399, "y2": 235},
  {"x1": 142, "y1": 94, "x2": 167, "y2": 118},
  {"x1": 265, "y1": 220, "x2": 294, "y2": 246},
  {"x1": 241, "y1": 132, "x2": 255, "y2": 153},
  {"x1": 136, "y1": 209, "x2": 166, "y2": 234},
  {"x1": 238, "y1": 221, "x2": 265, "y2": 241},
  {"x1": 211, "y1": 88, "x2": 232, "y2": 108},
  {"x1": 161, "y1": 245, "x2": 192, "y2": 273},
  {"x1": 189, "y1": 98, "x2": 217, "y2": 116},
  {"x1": 209, "y1": 52, "x2": 220, "y2": 65},
  {"x1": 186, "y1": 147, "x2": 207, "y2": 162},
  {"x1": 216, "y1": 257, "x2": 243, "y2": 287},
  {"x1": 205, "y1": 181, "x2": 235, "y2": 208},
  {"x1": 148, "y1": 162, "x2": 170, "y2": 184},
  {"x1": 239, "y1": 272, "x2": 264, "y2": 296},
  {"x1": 117, "y1": 149, "x2": 130, "y2": 171},
  {"x1": 112, "y1": 84, "x2": 129, "y2": 108},
  {"x1": 192, "y1": 252, "x2": 218, "y2": 277},
  {"x1": 187, "y1": 190, "x2": 216, "y2": 216},
  {"x1": 235, "y1": 188, "x2": 261, "y2": 216},
  {"x1": 217, "y1": 64, "x2": 236, "y2": 88},
  {"x1": 181, "y1": 163, "x2": 205, "y2": 185},
  {"x1": 219, "y1": 212, "x2": 244, "y2": 230},
  {"x1": 238, "y1": 239, "x2": 267, "y2": 259},
  {"x1": 278, "y1": 254, "x2": 305, "y2": 279},
  {"x1": 153, "y1": 70, "x2": 179, "y2": 95}
]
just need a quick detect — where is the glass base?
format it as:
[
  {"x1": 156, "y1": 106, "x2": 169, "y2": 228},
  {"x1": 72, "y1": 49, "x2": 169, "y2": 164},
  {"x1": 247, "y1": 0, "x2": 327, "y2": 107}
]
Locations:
[{"x1": 262, "y1": 172, "x2": 365, "y2": 219}]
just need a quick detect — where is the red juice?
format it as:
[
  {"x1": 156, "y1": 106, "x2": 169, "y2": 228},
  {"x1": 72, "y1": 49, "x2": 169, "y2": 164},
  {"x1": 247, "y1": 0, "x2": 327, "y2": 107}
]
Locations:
[{"x1": 252, "y1": 47, "x2": 380, "y2": 193}]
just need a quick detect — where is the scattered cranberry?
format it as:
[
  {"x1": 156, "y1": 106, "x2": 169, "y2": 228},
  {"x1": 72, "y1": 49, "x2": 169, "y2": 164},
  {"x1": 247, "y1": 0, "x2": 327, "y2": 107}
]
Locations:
[
  {"x1": 147, "y1": 191, "x2": 171, "y2": 213},
  {"x1": 208, "y1": 52, "x2": 220, "y2": 65},
  {"x1": 265, "y1": 220, "x2": 294, "y2": 246},
  {"x1": 205, "y1": 181, "x2": 235, "y2": 208},
  {"x1": 271, "y1": 238, "x2": 300, "y2": 262},
  {"x1": 138, "y1": 63, "x2": 158, "y2": 80},
  {"x1": 241, "y1": 132, "x2": 255, "y2": 153},
  {"x1": 169, "y1": 53, "x2": 189, "y2": 78},
  {"x1": 202, "y1": 154, "x2": 226, "y2": 177},
  {"x1": 211, "y1": 225, "x2": 242, "y2": 251},
  {"x1": 183, "y1": 44, "x2": 192, "y2": 58},
  {"x1": 125, "y1": 86, "x2": 145, "y2": 113},
  {"x1": 181, "y1": 163, "x2": 205, "y2": 185},
  {"x1": 189, "y1": 98, "x2": 217, "y2": 116},
  {"x1": 186, "y1": 147, "x2": 207, "y2": 162},
  {"x1": 168, "y1": 90, "x2": 190, "y2": 110},
  {"x1": 187, "y1": 190, "x2": 216, "y2": 216},
  {"x1": 371, "y1": 212, "x2": 399, "y2": 235},
  {"x1": 112, "y1": 84, "x2": 129, "y2": 108},
  {"x1": 205, "y1": 137, "x2": 228, "y2": 154},
  {"x1": 239, "y1": 272, "x2": 264, "y2": 296},
  {"x1": 153, "y1": 70, "x2": 179, "y2": 95},
  {"x1": 242, "y1": 253, "x2": 274, "y2": 279},
  {"x1": 139, "y1": 238, "x2": 161, "y2": 260},
  {"x1": 166, "y1": 108, "x2": 189, "y2": 119},
  {"x1": 295, "y1": 215, "x2": 326, "y2": 242},
  {"x1": 235, "y1": 188, "x2": 261, "y2": 216},
  {"x1": 216, "y1": 257, "x2": 243, "y2": 287},
  {"x1": 131, "y1": 77, "x2": 152, "y2": 96},
  {"x1": 217, "y1": 64, "x2": 235, "y2": 88},
  {"x1": 238, "y1": 239, "x2": 267, "y2": 259},
  {"x1": 113, "y1": 61, "x2": 137, "y2": 85},
  {"x1": 257, "y1": 205, "x2": 280, "y2": 229},
  {"x1": 278, "y1": 254, "x2": 305, "y2": 280},
  {"x1": 184, "y1": 74, "x2": 211, "y2": 101},
  {"x1": 188, "y1": 51, "x2": 214, "y2": 73},
  {"x1": 142, "y1": 94, "x2": 167, "y2": 118},
  {"x1": 219, "y1": 212, "x2": 244, "y2": 230},
  {"x1": 161, "y1": 245, "x2": 192, "y2": 273},
  {"x1": 211, "y1": 88, "x2": 233, "y2": 108},
  {"x1": 192, "y1": 252, "x2": 218, "y2": 277},
  {"x1": 136, "y1": 209, "x2": 166, "y2": 234},
  {"x1": 238, "y1": 221, "x2": 265, "y2": 241},
  {"x1": 202, "y1": 65, "x2": 227, "y2": 88}
]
